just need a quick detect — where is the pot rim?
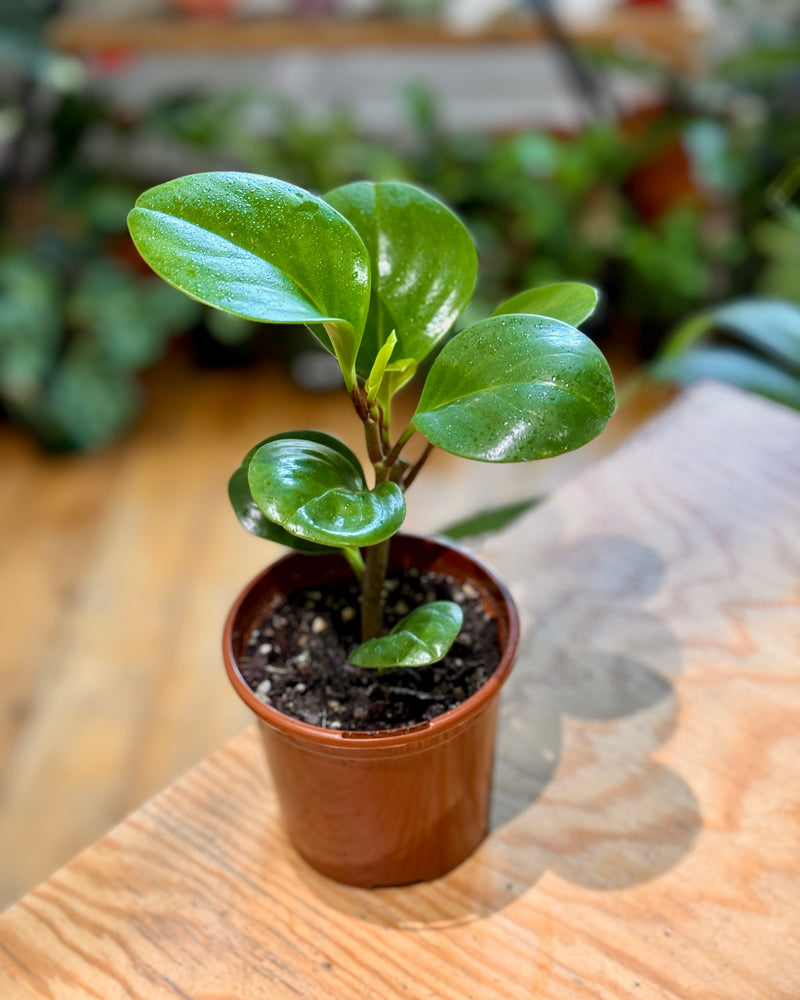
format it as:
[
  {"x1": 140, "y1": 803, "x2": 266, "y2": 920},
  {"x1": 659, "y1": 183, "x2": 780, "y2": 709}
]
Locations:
[{"x1": 223, "y1": 533, "x2": 519, "y2": 752}]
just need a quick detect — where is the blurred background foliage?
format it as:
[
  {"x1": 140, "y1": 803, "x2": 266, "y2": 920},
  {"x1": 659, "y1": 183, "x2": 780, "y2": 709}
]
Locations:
[{"x1": 1, "y1": 0, "x2": 799, "y2": 450}]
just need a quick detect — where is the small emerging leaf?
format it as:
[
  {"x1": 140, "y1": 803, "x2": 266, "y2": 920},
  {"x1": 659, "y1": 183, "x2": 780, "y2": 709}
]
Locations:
[
  {"x1": 381, "y1": 357, "x2": 418, "y2": 406},
  {"x1": 248, "y1": 434, "x2": 405, "y2": 547},
  {"x1": 349, "y1": 601, "x2": 464, "y2": 669},
  {"x1": 492, "y1": 282, "x2": 599, "y2": 327},
  {"x1": 366, "y1": 330, "x2": 398, "y2": 402},
  {"x1": 413, "y1": 314, "x2": 616, "y2": 462}
]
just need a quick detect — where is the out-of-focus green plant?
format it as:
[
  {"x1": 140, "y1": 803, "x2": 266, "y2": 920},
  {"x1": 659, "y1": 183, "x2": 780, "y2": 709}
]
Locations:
[
  {"x1": 143, "y1": 84, "x2": 743, "y2": 347},
  {"x1": 618, "y1": 6, "x2": 800, "y2": 411},
  {"x1": 588, "y1": 7, "x2": 800, "y2": 309},
  {"x1": 4, "y1": 2, "x2": 798, "y2": 450},
  {"x1": 0, "y1": 4, "x2": 200, "y2": 450},
  {"x1": 649, "y1": 297, "x2": 800, "y2": 411},
  {"x1": 0, "y1": 253, "x2": 198, "y2": 450}
]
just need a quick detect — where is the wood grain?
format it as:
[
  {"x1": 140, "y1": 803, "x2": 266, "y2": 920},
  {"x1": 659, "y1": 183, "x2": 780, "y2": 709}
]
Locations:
[{"x1": 2, "y1": 382, "x2": 798, "y2": 999}]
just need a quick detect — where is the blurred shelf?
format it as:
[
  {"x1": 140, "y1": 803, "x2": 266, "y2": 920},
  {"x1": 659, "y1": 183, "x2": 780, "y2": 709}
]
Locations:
[{"x1": 48, "y1": 9, "x2": 705, "y2": 69}]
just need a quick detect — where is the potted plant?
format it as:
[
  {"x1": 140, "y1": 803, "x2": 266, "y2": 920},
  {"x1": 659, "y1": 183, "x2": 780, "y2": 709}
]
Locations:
[{"x1": 128, "y1": 173, "x2": 616, "y2": 886}]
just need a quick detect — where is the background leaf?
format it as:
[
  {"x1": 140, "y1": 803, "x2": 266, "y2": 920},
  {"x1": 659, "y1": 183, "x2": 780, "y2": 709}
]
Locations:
[
  {"x1": 651, "y1": 346, "x2": 800, "y2": 409},
  {"x1": 439, "y1": 497, "x2": 542, "y2": 540},
  {"x1": 660, "y1": 298, "x2": 800, "y2": 372},
  {"x1": 247, "y1": 434, "x2": 405, "y2": 547},
  {"x1": 492, "y1": 282, "x2": 599, "y2": 327},
  {"x1": 413, "y1": 314, "x2": 616, "y2": 462},
  {"x1": 348, "y1": 601, "x2": 463, "y2": 669},
  {"x1": 324, "y1": 180, "x2": 477, "y2": 376},
  {"x1": 128, "y1": 172, "x2": 370, "y2": 386}
]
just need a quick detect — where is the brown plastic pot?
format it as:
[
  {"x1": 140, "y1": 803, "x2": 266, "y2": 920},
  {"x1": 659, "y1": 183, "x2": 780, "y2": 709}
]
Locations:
[{"x1": 223, "y1": 534, "x2": 519, "y2": 888}]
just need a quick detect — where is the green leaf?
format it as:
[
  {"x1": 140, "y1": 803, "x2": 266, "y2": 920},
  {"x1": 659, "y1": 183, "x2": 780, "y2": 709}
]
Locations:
[
  {"x1": 366, "y1": 330, "x2": 398, "y2": 402},
  {"x1": 128, "y1": 172, "x2": 370, "y2": 389},
  {"x1": 365, "y1": 331, "x2": 418, "y2": 405},
  {"x1": 439, "y1": 496, "x2": 542, "y2": 541},
  {"x1": 708, "y1": 299, "x2": 800, "y2": 373},
  {"x1": 348, "y1": 601, "x2": 464, "y2": 669},
  {"x1": 651, "y1": 346, "x2": 800, "y2": 410},
  {"x1": 324, "y1": 181, "x2": 477, "y2": 377},
  {"x1": 247, "y1": 434, "x2": 405, "y2": 547},
  {"x1": 229, "y1": 431, "x2": 351, "y2": 553},
  {"x1": 413, "y1": 314, "x2": 616, "y2": 462},
  {"x1": 492, "y1": 282, "x2": 599, "y2": 327},
  {"x1": 382, "y1": 356, "x2": 417, "y2": 399}
]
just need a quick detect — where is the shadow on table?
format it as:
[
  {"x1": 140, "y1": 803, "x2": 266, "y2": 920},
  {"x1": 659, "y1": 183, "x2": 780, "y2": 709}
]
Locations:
[{"x1": 300, "y1": 533, "x2": 701, "y2": 928}]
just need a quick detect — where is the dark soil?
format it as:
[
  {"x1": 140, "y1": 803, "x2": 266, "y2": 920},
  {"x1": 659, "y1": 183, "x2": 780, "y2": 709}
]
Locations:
[{"x1": 238, "y1": 568, "x2": 501, "y2": 733}]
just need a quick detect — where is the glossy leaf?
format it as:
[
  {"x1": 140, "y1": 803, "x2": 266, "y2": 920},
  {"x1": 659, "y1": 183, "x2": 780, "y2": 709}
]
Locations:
[
  {"x1": 247, "y1": 434, "x2": 405, "y2": 547},
  {"x1": 348, "y1": 601, "x2": 464, "y2": 669},
  {"x1": 128, "y1": 172, "x2": 370, "y2": 388},
  {"x1": 229, "y1": 431, "x2": 357, "y2": 553},
  {"x1": 382, "y1": 356, "x2": 417, "y2": 399},
  {"x1": 413, "y1": 314, "x2": 616, "y2": 462},
  {"x1": 492, "y1": 282, "x2": 599, "y2": 327},
  {"x1": 366, "y1": 330, "x2": 398, "y2": 402},
  {"x1": 651, "y1": 346, "x2": 800, "y2": 410},
  {"x1": 364, "y1": 331, "x2": 417, "y2": 405},
  {"x1": 324, "y1": 181, "x2": 477, "y2": 377}
]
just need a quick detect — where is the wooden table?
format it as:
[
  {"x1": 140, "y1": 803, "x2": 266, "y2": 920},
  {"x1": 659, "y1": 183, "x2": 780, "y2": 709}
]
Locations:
[{"x1": 2, "y1": 382, "x2": 799, "y2": 999}]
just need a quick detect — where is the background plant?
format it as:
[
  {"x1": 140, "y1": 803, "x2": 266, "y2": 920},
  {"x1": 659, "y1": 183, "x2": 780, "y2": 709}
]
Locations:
[
  {"x1": 0, "y1": 5, "x2": 201, "y2": 450},
  {"x1": 4, "y1": 3, "x2": 798, "y2": 449}
]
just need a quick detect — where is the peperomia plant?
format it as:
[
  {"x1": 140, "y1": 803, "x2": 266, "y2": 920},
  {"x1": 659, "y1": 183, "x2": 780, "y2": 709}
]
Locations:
[{"x1": 128, "y1": 173, "x2": 616, "y2": 669}]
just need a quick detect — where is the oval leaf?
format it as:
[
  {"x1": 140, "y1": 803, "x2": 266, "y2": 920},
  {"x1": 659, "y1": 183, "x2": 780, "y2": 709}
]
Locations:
[
  {"x1": 413, "y1": 314, "x2": 616, "y2": 462},
  {"x1": 248, "y1": 435, "x2": 405, "y2": 547},
  {"x1": 349, "y1": 601, "x2": 464, "y2": 669},
  {"x1": 229, "y1": 431, "x2": 359, "y2": 553},
  {"x1": 492, "y1": 282, "x2": 599, "y2": 327},
  {"x1": 324, "y1": 181, "x2": 477, "y2": 377},
  {"x1": 128, "y1": 172, "x2": 370, "y2": 387}
]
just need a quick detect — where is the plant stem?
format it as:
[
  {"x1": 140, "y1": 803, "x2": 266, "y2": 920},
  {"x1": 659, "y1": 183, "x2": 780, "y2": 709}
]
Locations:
[
  {"x1": 342, "y1": 546, "x2": 365, "y2": 581},
  {"x1": 364, "y1": 416, "x2": 385, "y2": 465},
  {"x1": 350, "y1": 379, "x2": 370, "y2": 421},
  {"x1": 361, "y1": 539, "x2": 390, "y2": 642},
  {"x1": 385, "y1": 424, "x2": 415, "y2": 469}
]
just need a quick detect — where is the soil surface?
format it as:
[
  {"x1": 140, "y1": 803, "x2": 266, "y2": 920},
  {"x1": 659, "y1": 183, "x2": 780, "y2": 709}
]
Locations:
[{"x1": 238, "y1": 568, "x2": 501, "y2": 732}]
